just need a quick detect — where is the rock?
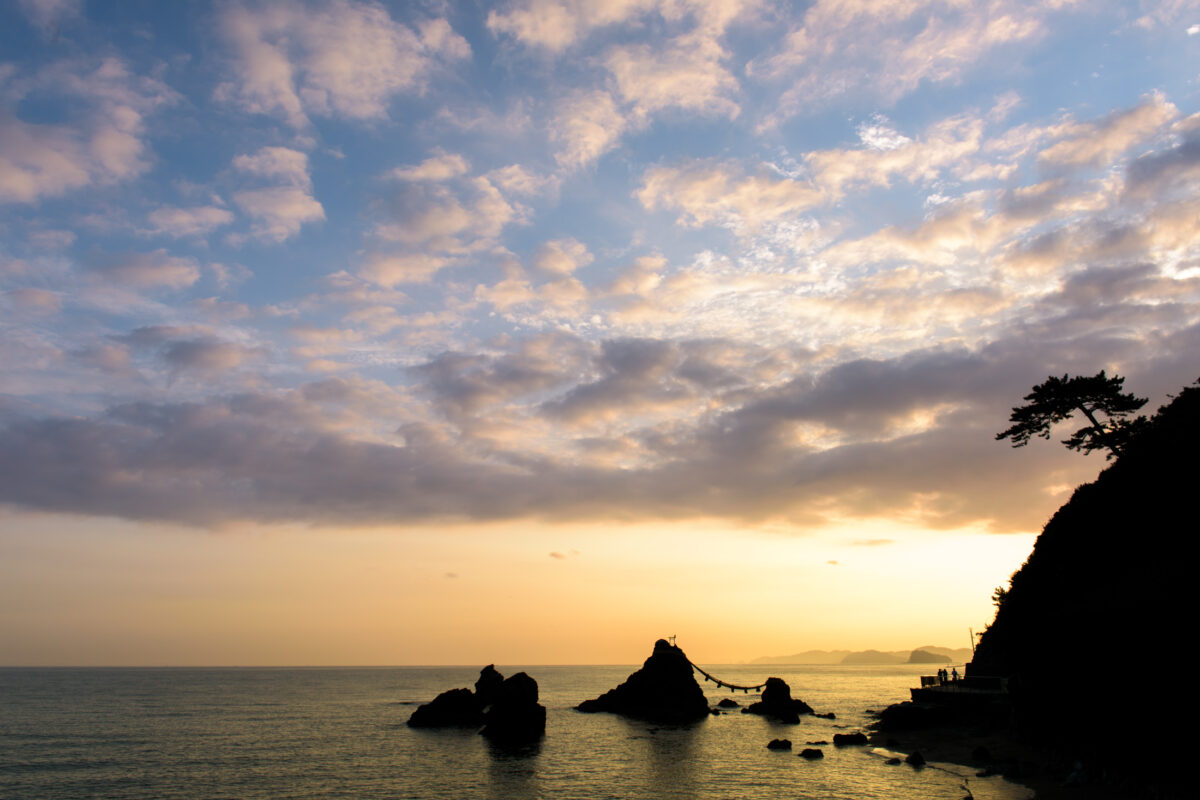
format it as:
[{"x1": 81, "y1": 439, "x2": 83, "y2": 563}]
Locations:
[
  {"x1": 806, "y1": 740, "x2": 828, "y2": 745},
  {"x1": 885, "y1": 757, "x2": 902, "y2": 765},
  {"x1": 832, "y1": 732, "x2": 868, "y2": 746},
  {"x1": 905, "y1": 751, "x2": 926, "y2": 767},
  {"x1": 907, "y1": 649, "x2": 950, "y2": 664},
  {"x1": 874, "y1": 701, "x2": 953, "y2": 731},
  {"x1": 743, "y1": 677, "x2": 815, "y2": 724},
  {"x1": 710, "y1": 708, "x2": 721, "y2": 716},
  {"x1": 814, "y1": 712, "x2": 836, "y2": 719},
  {"x1": 474, "y1": 664, "x2": 504, "y2": 707},
  {"x1": 717, "y1": 698, "x2": 739, "y2": 708},
  {"x1": 575, "y1": 639, "x2": 710, "y2": 724},
  {"x1": 766, "y1": 738, "x2": 792, "y2": 750},
  {"x1": 479, "y1": 672, "x2": 546, "y2": 744},
  {"x1": 407, "y1": 686, "x2": 485, "y2": 728},
  {"x1": 799, "y1": 748, "x2": 824, "y2": 760}
]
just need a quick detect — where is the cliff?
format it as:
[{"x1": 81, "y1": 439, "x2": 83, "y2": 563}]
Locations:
[{"x1": 968, "y1": 382, "x2": 1196, "y2": 782}]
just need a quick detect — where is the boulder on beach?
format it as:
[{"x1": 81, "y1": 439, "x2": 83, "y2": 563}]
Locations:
[
  {"x1": 832, "y1": 732, "x2": 868, "y2": 746},
  {"x1": 576, "y1": 639, "x2": 710, "y2": 724},
  {"x1": 742, "y1": 677, "x2": 814, "y2": 724}
]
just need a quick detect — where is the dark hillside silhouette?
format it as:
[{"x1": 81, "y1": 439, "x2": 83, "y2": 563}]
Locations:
[{"x1": 970, "y1": 379, "x2": 1198, "y2": 785}]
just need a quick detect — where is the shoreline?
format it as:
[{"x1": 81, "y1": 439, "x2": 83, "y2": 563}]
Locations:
[{"x1": 867, "y1": 721, "x2": 1178, "y2": 800}]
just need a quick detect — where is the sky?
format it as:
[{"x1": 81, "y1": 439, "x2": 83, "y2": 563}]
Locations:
[{"x1": 1, "y1": 0, "x2": 1198, "y2": 667}]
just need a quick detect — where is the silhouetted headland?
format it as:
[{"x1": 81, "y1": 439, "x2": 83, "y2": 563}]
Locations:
[
  {"x1": 874, "y1": 380, "x2": 1198, "y2": 797},
  {"x1": 408, "y1": 664, "x2": 545, "y2": 744}
]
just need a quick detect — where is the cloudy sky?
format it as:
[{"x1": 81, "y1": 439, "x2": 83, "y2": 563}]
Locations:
[{"x1": 2, "y1": 0, "x2": 1198, "y2": 666}]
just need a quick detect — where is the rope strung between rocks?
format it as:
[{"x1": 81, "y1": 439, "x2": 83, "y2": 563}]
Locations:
[{"x1": 686, "y1": 659, "x2": 768, "y2": 693}]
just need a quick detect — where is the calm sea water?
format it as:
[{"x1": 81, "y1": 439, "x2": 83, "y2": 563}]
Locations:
[{"x1": 0, "y1": 665, "x2": 1031, "y2": 800}]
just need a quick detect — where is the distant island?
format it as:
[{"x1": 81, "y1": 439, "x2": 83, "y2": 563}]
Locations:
[{"x1": 751, "y1": 646, "x2": 972, "y2": 666}]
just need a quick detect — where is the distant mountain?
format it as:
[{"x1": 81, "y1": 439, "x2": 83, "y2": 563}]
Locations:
[
  {"x1": 751, "y1": 646, "x2": 972, "y2": 665},
  {"x1": 911, "y1": 646, "x2": 973, "y2": 663},
  {"x1": 840, "y1": 649, "x2": 906, "y2": 665},
  {"x1": 750, "y1": 650, "x2": 852, "y2": 665}
]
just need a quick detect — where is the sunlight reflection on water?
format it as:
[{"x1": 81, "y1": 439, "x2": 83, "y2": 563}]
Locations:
[{"x1": 0, "y1": 665, "x2": 1032, "y2": 800}]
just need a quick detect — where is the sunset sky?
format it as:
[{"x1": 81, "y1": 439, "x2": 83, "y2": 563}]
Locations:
[{"x1": 1, "y1": 0, "x2": 1198, "y2": 666}]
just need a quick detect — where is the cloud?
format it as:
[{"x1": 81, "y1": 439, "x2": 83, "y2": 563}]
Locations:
[
  {"x1": 17, "y1": 0, "x2": 82, "y2": 31},
  {"x1": 0, "y1": 58, "x2": 175, "y2": 203},
  {"x1": 0, "y1": 343, "x2": 1098, "y2": 530},
  {"x1": 161, "y1": 339, "x2": 262, "y2": 375},
  {"x1": 389, "y1": 151, "x2": 470, "y2": 182},
  {"x1": 231, "y1": 147, "x2": 324, "y2": 242},
  {"x1": 146, "y1": 206, "x2": 235, "y2": 238},
  {"x1": 4, "y1": 287, "x2": 62, "y2": 314},
  {"x1": 373, "y1": 176, "x2": 516, "y2": 254},
  {"x1": 86, "y1": 249, "x2": 201, "y2": 290},
  {"x1": 486, "y1": 164, "x2": 560, "y2": 197},
  {"x1": 533, "y1": 238, "x2": 592, "y2": 276},
  {"x1": 1038, "y1": 92, "x2": 1177, "y2": 169},
  {"x1": 754, "y1": 0, "x2": 1077, "y2": 123},
  {"x1": 233, "y1": 187, "x2": 326, "y2": 243},
  {"x1": 637, "y1": 161, "x2": 822, "y2": 231},
  {"x1": 216, "y1": 0, "x2": 470, "y2": 128},
  {"x1": 360, "y1": 254, "x2": 448, "y2": 287},
  {"x1": 550, "y1": 89, "x2": 629, "y2": 169},
  {"x1": 806, "y1": 114, "x2": 983, "y2": 200},
  {"x1": 487, "y1": 0, "x2": 654, "y2": 51},
  {"x1": 605, "y1": 32, "x2": 740, "y2": 120}
]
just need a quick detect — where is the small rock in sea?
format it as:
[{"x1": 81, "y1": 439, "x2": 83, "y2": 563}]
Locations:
[
  {"x1": 767, "y1": 739, "x2": 793, "y2": 750},
  {"x1": 717, "y1": 698, "x2": 739, "y2": 708},
  {"x1": 885, "y1": 757, "x2": 902, "y2": 765},
  {"x1": 799, "y1": 748, "x2": 824, "y2": 760},
  {"x1": 905, "y1": 751, "x2": 926, "y2": 767},
  {"x1": 814, "y1": 712, "x2": 836, "y2": 719},
  {"x1": 832, "y1": 732, "x2": 868, "y2": 746},
  {"x1": 710, "y1": 708, "x2": 721, "y2": 716},
  {"x1": 806, "y1": 740, "x2": 828, "y2": 745},
  {"x1": 743, "y1": 677, "x2": 815, "y2": 724}
]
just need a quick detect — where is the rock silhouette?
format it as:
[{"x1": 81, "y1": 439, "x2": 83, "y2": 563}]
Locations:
[
  {"x1": 576, "y1": 639, "x2": 710, "y2": 724},
  {"x1": 407, "y1": 686, "x2": 484, "y2": 728},
  {"x1": 742, "y1": 677, "x2": 814, "y2": 724},
  {"x1": 408, "y1": 664, "x2": 546, "y2": 742},
  {"x1": 480, "y1": 672, "x2": 546, "y2": 744}
]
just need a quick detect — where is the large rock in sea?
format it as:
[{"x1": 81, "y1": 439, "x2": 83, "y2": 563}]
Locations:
[
  {"x1": 408, "y1": 664, "x2": 546, "y2": 742},
  {"x1": 480, "y1": 672, "x2": 547, "y2": 744},
  {"x1": 742, "y1": 677, "x2": 814, "y2": 724},
  {"x1": 407, "y1": 686, "x2": 485, "y2": 728},
  {"x1": 576, "y1": 639, "x2": 710, "y2": 723}
]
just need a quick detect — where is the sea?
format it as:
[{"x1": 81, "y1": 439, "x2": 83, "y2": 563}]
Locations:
[{"x1": 0, "y1": 664, "x2": 1033, "y2": 800}]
